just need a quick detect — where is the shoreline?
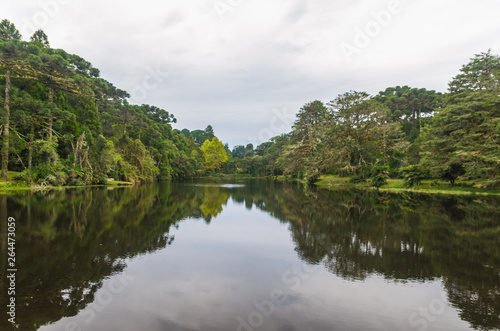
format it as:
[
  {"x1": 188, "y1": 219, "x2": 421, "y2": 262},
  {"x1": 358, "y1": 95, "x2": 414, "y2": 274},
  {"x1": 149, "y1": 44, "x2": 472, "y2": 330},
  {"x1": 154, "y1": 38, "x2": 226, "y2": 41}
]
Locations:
[
  {"x1": 314, "y1": 175, "x2": 500, "y2": 197},
  {"x1": 2, "y1": 174, "x2": 500, "y2": 197}
]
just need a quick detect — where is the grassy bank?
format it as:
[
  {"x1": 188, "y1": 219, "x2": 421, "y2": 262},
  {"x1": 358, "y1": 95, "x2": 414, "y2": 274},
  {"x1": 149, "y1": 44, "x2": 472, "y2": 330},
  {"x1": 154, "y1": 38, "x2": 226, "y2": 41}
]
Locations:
[
  {"x1": 315, "y1": 175, "x2": 500, "y2": 196},
  {"x1": 0, "y1": 171, "x2": 133, "y2": 193}
]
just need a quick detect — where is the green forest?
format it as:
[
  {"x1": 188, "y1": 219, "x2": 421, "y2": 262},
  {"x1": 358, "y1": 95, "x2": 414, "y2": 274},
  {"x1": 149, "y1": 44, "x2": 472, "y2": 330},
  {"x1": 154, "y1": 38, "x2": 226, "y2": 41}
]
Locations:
[{"x1": 1, "y1": 19, "x2": 499, "y2": 188}]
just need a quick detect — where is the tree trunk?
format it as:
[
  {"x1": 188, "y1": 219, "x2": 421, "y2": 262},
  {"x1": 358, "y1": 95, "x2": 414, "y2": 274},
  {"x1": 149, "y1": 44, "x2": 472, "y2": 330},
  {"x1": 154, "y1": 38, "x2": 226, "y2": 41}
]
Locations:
[
  {"x1": 412, "y1": 102, "x2": 416, "y2": 128},
  {"x1": 383, "y1": 125, "x2": 387, "y2": 165},
  {"x1": 28, "y1": 123, "x2": 34, "y2": 170},
  {"x1": 419, "y1": 103, "x2": 422, "y2": 133},
  {"x1": 2, "y1": 70, "x2": 11, "y2": 180},
  {"x1": 0, "y1": 196, "x2": 7, "y2": 295},
  {"x1": 48, "y1": 85, "x2": 54, "y2": 140}
]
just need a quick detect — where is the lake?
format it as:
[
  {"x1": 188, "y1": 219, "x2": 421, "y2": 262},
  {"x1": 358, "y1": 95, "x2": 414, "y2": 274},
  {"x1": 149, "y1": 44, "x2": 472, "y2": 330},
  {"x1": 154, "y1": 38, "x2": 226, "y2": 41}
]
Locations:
[{"x1": 1, "y1": 179, "x2": 499, "y2": 331}]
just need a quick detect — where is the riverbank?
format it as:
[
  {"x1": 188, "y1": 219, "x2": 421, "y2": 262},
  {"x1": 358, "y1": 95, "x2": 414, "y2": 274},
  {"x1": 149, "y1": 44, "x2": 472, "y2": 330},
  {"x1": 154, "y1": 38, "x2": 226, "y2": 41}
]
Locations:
[
  {"x1": 0, "y1": 171, "x2": 133, "y2": 193},
  {"x1": 3, "y1": 172, "x2": 500, "y2": 196},
  {"x1": 315, "y1": 175, "x2": 500, "y2": 196}
]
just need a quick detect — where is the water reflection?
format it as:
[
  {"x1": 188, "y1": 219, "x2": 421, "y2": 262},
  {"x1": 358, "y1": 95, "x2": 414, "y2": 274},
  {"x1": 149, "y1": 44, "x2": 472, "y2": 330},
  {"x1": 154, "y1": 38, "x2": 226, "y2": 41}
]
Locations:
[{"x1": 0, "y1": 180, "x2": 499, "y2": 330}]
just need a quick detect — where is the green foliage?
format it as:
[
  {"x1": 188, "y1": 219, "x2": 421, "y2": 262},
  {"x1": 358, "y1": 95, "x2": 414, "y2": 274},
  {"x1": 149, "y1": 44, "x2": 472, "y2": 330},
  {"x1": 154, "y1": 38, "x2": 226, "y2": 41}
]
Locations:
[
  {"x1": 419, "y1": 51, "x2": 500, "y2": 181},
  {"x1": 441, "y1": 162, "x2": 466, "y2": 186},
  {"x1": 400, "y1": 165, "x2": 425, "y2": 188},
  {"x1": 0, "y1": 19, "x2": 21, "y2": 40},
  {"x1": 371, "y1": 166, "x2": 389, "y2": 188},
  {"x1": 349, "y1": 175, "x2": 367, "y2": 184},
  {"x1": 30, "y1": 29, "x2": 50, "y2": 48},
  {"x1": 373, "y1": 86, "x2": 442, "y2": 141},
  {"x1": 201, "y1": 137, "x2": 228, "y2": 173},
  {"x1": 1, "y1": 18, "x2": 499, "y2": 187},
  {"x1": 231, "y1": 145, "x2": 246, "y2": 159},
  {"x1": 0, "y1": 19, "x2": 208, "y2": 185},
  {"x1": 305, "y1": 170, "x2": 321, "y2": 185}
]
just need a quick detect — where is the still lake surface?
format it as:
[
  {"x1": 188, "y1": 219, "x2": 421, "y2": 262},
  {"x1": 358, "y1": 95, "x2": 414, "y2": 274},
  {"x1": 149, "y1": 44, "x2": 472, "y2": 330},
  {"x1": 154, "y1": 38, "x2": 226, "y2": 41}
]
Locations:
[{"x1": 1, "y1": 179, "x2": 499, "y2": 331}]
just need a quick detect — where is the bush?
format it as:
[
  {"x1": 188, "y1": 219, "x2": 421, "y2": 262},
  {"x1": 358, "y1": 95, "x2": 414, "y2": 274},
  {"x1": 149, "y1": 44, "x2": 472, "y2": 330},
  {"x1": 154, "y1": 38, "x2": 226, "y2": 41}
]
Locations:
[
  {"x1": 371, "y1": 166, "x2": 389, "y2": 188},
  {"x1": 21, "y1": 169, "x2": 35, "y2": 185},
  {"x1": 24, "y1": 163, "x2": 68, "y2": 186},
  {"x1": 441, "y1": 162, "x2": 466, "y2": 186},
  {"x1": 401, "y1": 165, "x2": 425, "y2": 188},
  {"x1": 97, "y1": 176, "x2": 108, "y2": 185},
  {"x1": 371, "y1": 165, "x2": 390, "y2": 177},
  {"x1": 349, "y1": 175, "x2": 367, "y2": 184},
  {"x1": 67, "y1": 178, "x2": 84, "y2": 187},
  {"x1": 305, "y1": 171, "x2": 321, "y2": 185}
]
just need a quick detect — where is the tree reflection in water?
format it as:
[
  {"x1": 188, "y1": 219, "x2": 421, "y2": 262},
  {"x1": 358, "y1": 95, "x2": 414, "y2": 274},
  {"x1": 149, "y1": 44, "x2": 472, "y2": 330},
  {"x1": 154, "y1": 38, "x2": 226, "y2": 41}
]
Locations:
[{"x1": 0, "y1": 180, "x2": 498, "y2": 330}]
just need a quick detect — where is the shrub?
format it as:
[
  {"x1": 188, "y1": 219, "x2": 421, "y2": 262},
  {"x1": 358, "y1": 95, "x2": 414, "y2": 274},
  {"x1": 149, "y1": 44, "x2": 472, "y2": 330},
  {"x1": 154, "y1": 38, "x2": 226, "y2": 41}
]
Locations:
[
  {"x1": 401, "y1": 165, "x2": 425, "y2": 188},
  {"x1": 349, "y1": 175, "x2": 366, "y2": 184},
  {"x1": 305, "y1": 171, "x2": 321, "y2": 185},
  {"x1": 371, "y1": 166, "x2": 390, "y2": 188},
  {"x1": 441, "y1": 162, "x2": 466, "y2": 186}
]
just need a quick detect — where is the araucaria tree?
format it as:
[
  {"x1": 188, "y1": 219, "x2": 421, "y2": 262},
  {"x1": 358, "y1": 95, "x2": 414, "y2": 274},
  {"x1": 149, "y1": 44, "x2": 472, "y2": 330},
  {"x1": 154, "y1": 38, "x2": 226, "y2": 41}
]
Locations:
[
  {"x1": 0, "y1": 19, "x2": 208, "y2": 185},
  {"x1": 419, "y1": 50, "x2": 500, "y2": 181}
]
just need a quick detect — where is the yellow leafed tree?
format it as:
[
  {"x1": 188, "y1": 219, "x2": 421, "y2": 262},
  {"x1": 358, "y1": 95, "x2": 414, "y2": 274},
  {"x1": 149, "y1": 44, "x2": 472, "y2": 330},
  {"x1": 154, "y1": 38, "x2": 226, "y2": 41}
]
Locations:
[{"x1": 200, "y1": 137, "x2": 228, "y2": 173}]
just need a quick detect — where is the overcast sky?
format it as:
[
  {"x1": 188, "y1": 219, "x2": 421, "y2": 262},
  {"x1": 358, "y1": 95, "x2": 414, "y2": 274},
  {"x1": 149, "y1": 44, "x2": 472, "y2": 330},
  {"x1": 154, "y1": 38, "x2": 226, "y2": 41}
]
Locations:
[{"x1": 4, "y1": 0, "x2": 500, "y2": 147}]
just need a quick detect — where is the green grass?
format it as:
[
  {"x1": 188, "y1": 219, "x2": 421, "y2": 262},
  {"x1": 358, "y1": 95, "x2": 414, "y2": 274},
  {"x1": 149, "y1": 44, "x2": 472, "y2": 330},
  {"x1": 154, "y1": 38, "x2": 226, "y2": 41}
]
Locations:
[
  {"x1": 315, "y1": 175, "x2": 500, "y2": 196},
  {"x1": 315, "y1": 175, "x2": 356, "y2": 188},
  {"x1": 106, "y1": 180, "x2": 134, "y2": 186},
  {"x1": 0, "y1": 171, "x2": 31, "y2": 192},
  {"x1": 0, "y1": 171, "x2": 134, "y2": 193},
  {"x1": 0, "y1": 171, "x2": 23, "y2": 181}
]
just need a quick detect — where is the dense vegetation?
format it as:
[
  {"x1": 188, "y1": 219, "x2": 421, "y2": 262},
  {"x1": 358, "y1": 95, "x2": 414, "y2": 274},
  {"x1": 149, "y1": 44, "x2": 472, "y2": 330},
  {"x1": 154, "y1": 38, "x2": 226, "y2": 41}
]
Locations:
[
  {"x1": 1, "y1": 18, "x2": 499, "y2": 188},
  {"x1": 225, "y1": 51, "x2": 500, "y2": 188},
  {"x1": 0, "y1": 19, "x2": 207, "y2": 185}
]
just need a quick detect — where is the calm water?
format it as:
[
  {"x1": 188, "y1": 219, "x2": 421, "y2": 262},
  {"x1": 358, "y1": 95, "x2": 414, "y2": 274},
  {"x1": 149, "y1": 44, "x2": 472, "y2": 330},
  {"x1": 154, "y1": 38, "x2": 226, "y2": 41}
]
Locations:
[{"x1": 1, "y1": 179, "x2": 499, "y2": 331}]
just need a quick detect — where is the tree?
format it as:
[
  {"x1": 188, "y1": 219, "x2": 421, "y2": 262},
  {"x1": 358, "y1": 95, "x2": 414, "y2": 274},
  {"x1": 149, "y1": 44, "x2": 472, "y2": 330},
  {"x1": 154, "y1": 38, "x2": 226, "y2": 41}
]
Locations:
[
  {"x1": 201, "y1": 137, "x2": 228, "y2": 173},
  {"x1": 190, "y1": 129, "x2": 206, "y2": 145},
  {"x1": 180, "y1": 128, "x2": 190, "y2": 138},
  {"x1": 449, "y1": 49, "x2": 500, "y2": 93},
  {"x1": 319, "y1": 92, "x2": 375, "y2": 176},
  {"x1": 244, "y1": 143, "x2": 254, "y2": 157},
  {"x1": 0, "y1": 19, "x2": 21, "y2": 41},
  {"x1": 231, "y1": 145, "x2": 245, "y2": 159},
  {"x1": 30, "y1": 29, "x2": 50, "y2": 48},
  {"x1": 441, "y1": 162, "x2": 465, "y2": 186},
  {"x1": 373, "y1": 86, "x2": 442, "y2": 139},
  {"x1": 255, "y1": 142, "x2": 272, "y2": 156},
  {"x1": 0, "y1": 19, "x2": 209, "y2": 184},
  {"x1": 204, "y1": 125, "x2": 215, "y2": 141},
  {"x1": 280, "y1": 100, "x2": 327, "y2": 176},
  {"x1": 419, "y1": 51, "x2": 500, "y2": 181},
  {"x1": 0, "y1": 38, "x2": 28, "y2": 179},
  {"x1": 313, "y1": 93, "x2": 409, "y2": 176},
  {"x1": 30, "y1": 47, "x2": 80, "y2": 140}
]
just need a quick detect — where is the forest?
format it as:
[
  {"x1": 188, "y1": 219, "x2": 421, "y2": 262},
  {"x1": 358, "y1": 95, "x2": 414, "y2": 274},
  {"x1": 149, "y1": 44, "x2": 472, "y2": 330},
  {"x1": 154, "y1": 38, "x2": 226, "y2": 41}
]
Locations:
[{"x1": 1, "y1": 18, "x2": 499, "y2": 188}]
